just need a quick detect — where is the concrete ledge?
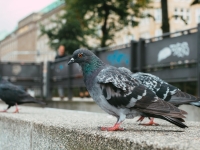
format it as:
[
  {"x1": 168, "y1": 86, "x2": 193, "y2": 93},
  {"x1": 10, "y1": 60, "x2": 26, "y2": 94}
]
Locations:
[{"x1": 0, "y1": 104, "x2": 200, "y2": 150}]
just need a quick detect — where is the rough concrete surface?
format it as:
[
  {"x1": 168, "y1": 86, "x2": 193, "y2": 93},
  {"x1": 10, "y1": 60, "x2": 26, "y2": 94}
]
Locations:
[{"x1": 0, "y1": 104, "x2": 200, "y2": 150}]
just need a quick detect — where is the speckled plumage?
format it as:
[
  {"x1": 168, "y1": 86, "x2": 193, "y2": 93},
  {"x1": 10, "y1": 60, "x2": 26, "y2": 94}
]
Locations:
[
  {"x1": 118, "y1": 67, "x2": 200, "y2": 107},
  {"x1": 68, "y1": 49, "x2": 188, "y2": 129}
]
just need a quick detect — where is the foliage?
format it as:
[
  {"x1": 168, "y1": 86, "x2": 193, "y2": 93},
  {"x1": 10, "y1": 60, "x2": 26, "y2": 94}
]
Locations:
[
  {"x1": 191, "y1": 0, "x2": 200, "y2": 5},
  {"x1": 65, "y1": 0, "x2": 152, "y2": 47},
  {"x1": 40, "y1": 9, "x2": 90, "y2": 54},
  {"x1": 40, "y1": 0, "x2": 152, "y2": 52}
]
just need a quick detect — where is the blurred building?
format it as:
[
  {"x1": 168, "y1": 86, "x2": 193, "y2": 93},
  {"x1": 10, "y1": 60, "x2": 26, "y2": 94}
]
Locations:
[
  {"x1": 1, "y1": 0, "x2": 200, "y2": 62},
  {"x1": 113, "y1": 0, "x2": 200, "y2": 45},
  {"x1": 0, "y1": 0, "x2": 64, "y2": 63}
]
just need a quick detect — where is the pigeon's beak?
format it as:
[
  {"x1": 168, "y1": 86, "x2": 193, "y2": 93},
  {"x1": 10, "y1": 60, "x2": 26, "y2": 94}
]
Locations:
[{"x1": 68, "y1": 58, "x2": 75, "y2": 65}]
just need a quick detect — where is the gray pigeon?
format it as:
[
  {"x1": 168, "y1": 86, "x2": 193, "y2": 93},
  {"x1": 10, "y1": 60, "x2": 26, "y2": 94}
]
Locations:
[
  {"x1": 119, "y1": 67, "x2": 200, "y2": 125},
  {"x1": 68, "y1": 49, "x2": 188, "y2": 131},
  {"x1": 0, "y1": 76, "x2": 46, "y2": 113}
]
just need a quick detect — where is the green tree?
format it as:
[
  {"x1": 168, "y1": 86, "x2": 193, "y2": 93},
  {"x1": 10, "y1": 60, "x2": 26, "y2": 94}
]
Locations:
[
  {"x1": 41, "y1": 0, "x2": 152, "y2": 52},
  {"x1": 160, "y1": 0, "x2": 189, "y2": 34},
  {"x1": 40, "y1": 10, "x2": 90, "y2": 54},
  {"x1": 191, "y1": 0, "x2": 200, "y2": 5},
  {"x1": 65, "y1": 0, "x2": 152, "y2": 47},
  {"x1": 161, "y1": 0, "x2": 170, "y2": 33}
]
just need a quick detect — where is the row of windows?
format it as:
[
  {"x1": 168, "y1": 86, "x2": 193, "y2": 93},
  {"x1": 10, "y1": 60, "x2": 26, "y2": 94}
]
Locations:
[
  {"x1": 140, "y1": 8, "x2": 162, "y2": 25},
  {"x1": 140, "y1": 7, "x2": 200, "y2": 25},
  {"x1": 174, "y1": 8, "x2": 190, "y2": 23},
  {"x1": 36, "y1": 52, "x2": 56, "y2": 63},
  {"x1": 1, "y1": 54, "x2": 17, "y2": 62},
  {"x1": 0, "y1": 42, "x2": 17, "y2": 52},
  {"x1": 140, "y1": 28, "x2": 163, "y2": 39}
]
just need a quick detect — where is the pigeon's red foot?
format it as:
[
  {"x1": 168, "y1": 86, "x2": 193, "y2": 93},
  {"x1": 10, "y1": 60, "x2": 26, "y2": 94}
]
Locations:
[
  {"x1": 139, "y1": 118, "x2": 159, "y2": 126},
  {"x1": 0, "y1": 110, "x2": 7, "y2": 113},
  {"x1": 99, "y1": 123, "x2": 124, "y2": 131},
  {"x1": 13, "y1": 104, "x2": 19, "y2": 113},
  {"x1": 13, "y1": 109, "x2": 19, "y2": 113},
  {"x1": 137, "y1": 116, "x2": 145, "y2": 122}
]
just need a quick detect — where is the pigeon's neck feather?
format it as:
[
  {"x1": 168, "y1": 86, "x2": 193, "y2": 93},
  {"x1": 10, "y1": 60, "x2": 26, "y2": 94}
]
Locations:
[
  {"x1": 81, "y1": 56, "x2": 104, "y2": 76},
  {"x1": 80, "y1": 56, "x2": 105, "y2": 90}
]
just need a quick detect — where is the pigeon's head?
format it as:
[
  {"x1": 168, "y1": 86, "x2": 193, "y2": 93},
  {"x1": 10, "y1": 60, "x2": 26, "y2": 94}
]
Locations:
[{"x1": 68, "y1": 49, "x2": 95, "y2": 65}]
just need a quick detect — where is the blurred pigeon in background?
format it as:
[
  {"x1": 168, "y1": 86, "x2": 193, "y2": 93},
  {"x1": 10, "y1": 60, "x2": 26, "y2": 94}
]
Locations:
[
  {"x1": 0, "y1": 76, "x2": 46, "y2": 113},
  {"x1": 68, "y1": 49, "x2": 188, "y2": 131},
  {"x1": 119, "y1": 67, "x2": 200, "y2": 125}
]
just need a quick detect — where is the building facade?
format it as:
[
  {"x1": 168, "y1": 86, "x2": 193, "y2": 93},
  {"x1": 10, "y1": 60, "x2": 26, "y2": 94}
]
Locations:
[
  {"x1": 1, "y1": 0, "x2": 200, "y2": 63},
  {"x1": 113, "y1": 0, "x2": 200, "y2": 45},
  {"x1": 0, "y1": 1, "x2": 64, "y2": 63}
]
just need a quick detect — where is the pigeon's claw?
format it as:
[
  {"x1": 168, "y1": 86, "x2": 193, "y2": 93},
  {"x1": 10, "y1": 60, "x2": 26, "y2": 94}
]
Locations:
[
  {"x1": 99, "y1": 123, "x2": 124, "y2": 131},
  {"x1": 139, "y1": 118, "x2": 159, "y2": 126},
  {"x1": 137, "y1": 116, "x2": 145, "y2": 122},
  {"x1": 13, "y1": 104, "x2": 19, "y2": 113},
  {"x1": 0, "y1": 109, "x2": 7, "y2": 113}
]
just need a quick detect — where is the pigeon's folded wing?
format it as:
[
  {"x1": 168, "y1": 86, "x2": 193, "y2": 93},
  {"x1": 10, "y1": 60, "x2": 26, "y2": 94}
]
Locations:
[
  {"x1": 0, "y1": 84, "x2": 29, "y2": 98},
  {"x1": 132, "y1": 73, "x2": 178, "y2": 98},
  {"x1": 132, "y1": 73, "x2": 200, "y2": 105},
  {"x1": 97, "y1": 67, "x2": 187, "y2": 118}
]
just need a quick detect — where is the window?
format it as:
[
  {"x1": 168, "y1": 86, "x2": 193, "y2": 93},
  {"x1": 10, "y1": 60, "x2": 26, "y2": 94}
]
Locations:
[
  {"x1": 155, "y1": 29, "x2": 162, "y2": 36},
  {"x1": 174, "y1": 8, "x2": 179, "y2": 21},
  {"x1": 141, "y1": 32, "x2": 150, "y2": 39},
  {"x1": 186, "y1": 9, "x2": 190, "y2": 23},
  {"x1": 196, "y1": 9, "x2": 200, "y2": 24},
  {"x1": 140, "y1": 10, "x2": 149, "y2": 25},
  {"x1": 128, "y1": 35, "x2": 134, "y2": 41},
  {"x1": 174, "y1": 8, "x2": 190, "y2": 24},
  {"x1": 154, "y1": 8, "x2": 162, "y2": 23}
]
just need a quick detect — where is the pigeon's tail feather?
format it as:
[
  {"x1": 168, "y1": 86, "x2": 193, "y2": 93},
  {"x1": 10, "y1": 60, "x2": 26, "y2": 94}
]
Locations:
[
  {"x1": 169, "y1": 91, "x2": 200, "y2": 106},
  {"x1": 21, "y1": 96, "x2": 46, "y2": 105},
  {"x1": 162, "y1": 116, "x2": 188, "y2": 128},
  {"x1": 190, "y1": 101, "x2": 200, "y2": 107}
]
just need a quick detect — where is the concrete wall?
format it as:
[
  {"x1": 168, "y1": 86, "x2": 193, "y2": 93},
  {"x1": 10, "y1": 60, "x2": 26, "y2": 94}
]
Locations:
[
  {"x1": 46, "y1": 100, "x2": 200, "y2": 122},
  {"x1": 1, "y1": 99, "x2": 200, "y2": 122},
  {"x1": 0, "y1": 104, "x2": 200, "y2": 150}
]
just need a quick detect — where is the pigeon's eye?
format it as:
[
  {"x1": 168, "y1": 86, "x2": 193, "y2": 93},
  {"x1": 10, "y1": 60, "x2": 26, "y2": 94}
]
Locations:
[{"x1": 78, "y1": 53, "x2": 83, "y2": 58}]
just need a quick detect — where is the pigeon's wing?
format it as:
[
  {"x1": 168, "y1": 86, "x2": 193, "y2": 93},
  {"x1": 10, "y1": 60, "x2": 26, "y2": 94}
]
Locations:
[
  {"x1": 131, "y1": 72, "x2": 200, "y2": 106},
  {"x1": 97, "y1": 67, "x2": 187, "y2": 118},
  {"x1": 118, "y1": 68, "x2": 178, "y2": 100},
  {"x1": 131, "y1": 72, "x2": 178, "y2": 99},
  {"x1": 0, "y1": 83, "x2": 30, "y2": 102}
]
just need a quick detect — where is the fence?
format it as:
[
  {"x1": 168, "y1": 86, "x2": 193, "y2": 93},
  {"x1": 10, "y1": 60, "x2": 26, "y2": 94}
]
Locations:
[
  {"x1": 1, "y1": 24, "x2": 200, "y2": 100},
  {"x1": 137, "y1": 25, "x2": 200, "y2": 95},
  {"x1": 0, "y1": 62, "x2": 43, "y2": 98},
  {"x1": 46, "y1": 24, "x2": 200, "y2": 99}
]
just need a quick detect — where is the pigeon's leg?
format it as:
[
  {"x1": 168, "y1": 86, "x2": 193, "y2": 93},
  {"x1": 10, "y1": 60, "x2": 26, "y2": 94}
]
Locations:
[
  {"x1": 139, "y1": 117, "x2": 159, "y2": 126},
  {"x1": 137, "y1": 116, "x2": 145, "y2": 122},
  {"x1": 100, "y1": 115, "x2": 125, "y2": 131},
  {"x1": 0, "y1": 109, "x2": 7, "y2": 112},
  {"x1": 100, "y1": 122, "x2": 124, "y2": 131},
  {"x1": 0, "y1": 105, "x2": 11, "y2": 113},
  {"x1": 13, "y1": 104, "x2": 19, "y2": 113}
]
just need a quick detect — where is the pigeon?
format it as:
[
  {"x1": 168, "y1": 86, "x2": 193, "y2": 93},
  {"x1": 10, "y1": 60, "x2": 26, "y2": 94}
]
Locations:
[
  {"x1": 68, "y1": 49, "x2": 188, "y2": 131},
  {"x1": 0, "y1": 76, "x2": 46, "y2": 113},
  {"x1": 118, "y1": 67, "x2": 200, "y2": 125}
]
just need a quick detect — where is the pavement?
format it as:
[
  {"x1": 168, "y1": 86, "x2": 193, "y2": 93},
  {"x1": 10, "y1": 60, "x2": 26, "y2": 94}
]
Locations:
[{"x1": 0, "y1": 104, "x2": 200, "y2": 150}]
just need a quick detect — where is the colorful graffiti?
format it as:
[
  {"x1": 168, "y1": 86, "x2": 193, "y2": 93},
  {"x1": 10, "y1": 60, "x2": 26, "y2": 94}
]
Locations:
[{"x1": 107, "y1": 50, "x2": 130, "y2": 66}]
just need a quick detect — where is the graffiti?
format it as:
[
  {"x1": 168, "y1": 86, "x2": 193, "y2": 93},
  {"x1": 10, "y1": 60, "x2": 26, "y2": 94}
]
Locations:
[
  {"x1": 12, "y1": 65, "x2": 22, "y2": 75},
  {"x1": 59, "y1": 64, "x2": 64, "y2": 70},
  {"x1": 107, "y1": 50, "x2": 129, "y2": 66},
  {"x1": 158, "y1": 42, "x2": 190, "y2": 62},
  {"x1": 170, "y1": 42, "x2": 189, "y2": 57},
  {"x1": 157, "y1": 47, "x2": 171, "y2": 62}
]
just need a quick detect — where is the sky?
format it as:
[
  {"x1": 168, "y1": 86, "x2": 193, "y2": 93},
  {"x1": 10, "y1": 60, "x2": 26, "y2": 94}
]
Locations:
[{"x1": 0, "y1": 0, "x2": 56, "y2": 40}]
